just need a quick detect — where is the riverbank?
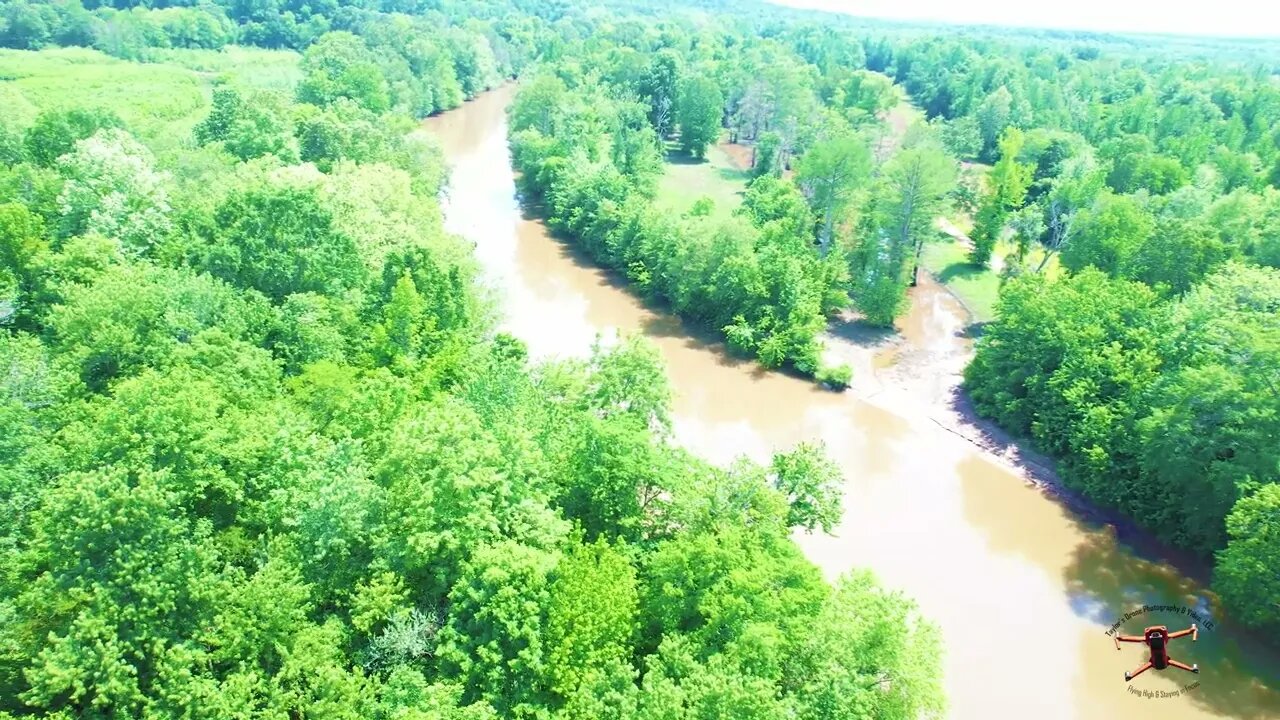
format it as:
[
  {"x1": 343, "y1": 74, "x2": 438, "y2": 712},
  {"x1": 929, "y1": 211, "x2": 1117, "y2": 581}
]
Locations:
[
  {"x1": 716, "y1": 131, "x2": 1233, "y2": 584},
  {"x1": 426, "y1": 86, "x2": 1280, "y2": 720},
  {"x1": 710, "y1": 133, "x2": 1223, "y2": 585}
]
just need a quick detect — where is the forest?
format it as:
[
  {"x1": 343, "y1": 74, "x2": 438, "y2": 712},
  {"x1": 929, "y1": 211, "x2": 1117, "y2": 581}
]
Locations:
[
  {"x1": 497, "y1": 4, "x2": 1280, "y2": 652},
  {"x1": 0, "y1": 1, "x2": 951, "y2": 718},
  {"x1": 0, "y1": 0, "x2": 1278, "y2": 716}
]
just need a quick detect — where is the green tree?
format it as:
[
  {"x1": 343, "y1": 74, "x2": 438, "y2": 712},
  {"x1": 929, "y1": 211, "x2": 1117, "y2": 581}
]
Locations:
[
  {"x1": 585, "y1": 335, "x2": 672, "y2": 434},
  {"x1": 0, "y1": 203, "x2": 48, "y2": 327},
  {"x1": 1215, "y1": 485, "x2": 1280, "y2": 636},
  {"x1": 675, "y1": 74, "x2": 724, "y2": 159},
  {"x1": 564, "y1": 415, "x2": 667, "y2": 542},
  {"x1": 11, "y1": 466, "x2": 224, "y2": 716},
  {"x1": 970, "y1": 128, "x2": 1032, "y2": 265},
  {"x1": 297, "y1": 32, "x2": 391, "y2": 113},
  {"x1": 840, "y1": 70, "x2": 898, "y2": 117},
  {"x1": 510, "y1": 72, "x2": 569, "y2": 136},
  {"x1": 964, "y1": 269, "x2": 1167, "y2": 504},
  {"x1": 739, "y1": 175, "x2": 814, "y2": 238},
  {"x1": 544, "y1": 539, "x2": 638, "y2": 704},
  {"x1": 1138, "y1": 264, "x2": 1280, "y2": 551},
  {"x1": 1034, "y1": 154, "x2": 1107, "y2": 272},
  {"x1": 56, "y1": 129, "x2": 172, "y2": 253},
  {"x1": 375, "y1": 398, "x2": 567, "y2": 596},
  {"x1": 975, "y1": 86, "x2": 1013, "y2": 162},
  {"x1": 875, "y1": 145, "x2": 957, "y2": 286},
  {"x1": 640, "y1": 49, "x2": 682, "y2": 138},
  {"x1": 608, "y1": 100, "x2": 664, "y2": 193},
  {"x1": 796, "y1": 133, "x2": 871, "y2": 254},
  {"x1": 22, "y1": 108, "x2": 123, "y2": 167},
  {"x1": 435, "y1": 541, "x2": 558, "y2": 717},
  {"x1": 940, "y1": 115, "x2": 982, "y2": 160},
  {"x1": 198, "y1": 170, "x2": 365, "y2": 301},
  {"x1": 194, "y1": 87, "x2": 298, "y2": 162},
  {"x1": 1061, "y1": 191, "x2": 1155, "y2": 276},
  {"x1": 445, "y1": 29, "x2": 500, "y2": 98},
  {"x1": 770, "y1": 442, "x2": 845, "y2": 533},
  {"x1": 791, "y1": 571, "x2": 946, "y2": 720},
  {"x1": 1126, "y1": 215, "x2": 1226, "y2": 294},
  {"x1": 46, "y1": 262, "x2": 269, "y2": 391},
  {"x1": 752, "y1": 131, "x2": 783, "y2": 178}
]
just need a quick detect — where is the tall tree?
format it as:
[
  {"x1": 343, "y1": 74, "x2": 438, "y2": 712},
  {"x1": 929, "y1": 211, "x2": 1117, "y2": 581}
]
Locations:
[
  {"x1": 297, "y1": 32, "x2": 391, "y2": 113},
  {"x1": 876, "y1": 145, "x2": 958, "y2": 286},
  {"x1": 55, "y1": 129, "x2": 172, "y2": 254},
  {"x1": 675, "y1": 74, "x2": 724, "y2": 159},
  {"x1": 770, "y1": 442, "x2": 845, "y2": 533},
  {"x1": 1061, "y1": 191, "x2": 1155, "y2": 276},
  {"x1": 1034, "y1": 153, "x2": 1107, "y2": 272},
  {"x1": 510, "y1": 72, "x2": 569, "y2": 137},
  {"x1": 640, "y1": 49, "x2": 682, "y2": 139},
  {"x1": 1216, "y1": 484, "x2": 1280, "y2": 637},
  {"x1": 544, "y1": 539, "x2": 639, "y2": 704},
  {"x1": 796, "y1": 133, "x2": 871, "y2": 254},
  {"x1": 969, "y1": 128, "x2": 1032, "y2": 265}
]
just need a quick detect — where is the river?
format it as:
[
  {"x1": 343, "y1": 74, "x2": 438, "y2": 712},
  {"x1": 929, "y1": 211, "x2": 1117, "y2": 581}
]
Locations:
[{"x1": 423, "y1": 85, "x2": 1280, "y2": 720}]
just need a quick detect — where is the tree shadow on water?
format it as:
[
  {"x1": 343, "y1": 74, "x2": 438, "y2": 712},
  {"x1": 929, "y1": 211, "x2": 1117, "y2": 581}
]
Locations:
[
  {"x1": 1064, "y1": 531, "x2": 1280, "y2": 719},
  {"x1": 826, "y1": 314, "x2": 900, "y2": 351},
  {"x1": 638, "y1": 311, "x2": 801, "y2": 383}
]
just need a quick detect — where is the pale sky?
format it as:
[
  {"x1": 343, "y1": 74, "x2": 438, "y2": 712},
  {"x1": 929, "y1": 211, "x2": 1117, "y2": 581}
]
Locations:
[{"x1": 768, "y1": 0, "x2": 1280, "y2": 39}]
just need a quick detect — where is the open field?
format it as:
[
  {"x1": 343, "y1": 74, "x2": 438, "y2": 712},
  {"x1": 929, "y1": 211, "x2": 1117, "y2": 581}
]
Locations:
[
  {"x1": 654, "y1": 137, "x2": 752, "y2": 222},
  {"x1": 921, "y1": 234, "x2": 1064, "y2": 324},
  {"x1": 920, "y1": 239, "x2": 1002, "y2": 323},
  {"x1": 0, "y1": 46, "x2": 301, "y2": 160},
  {"x1": 0, "y1": 48, "x2": 206, "y2": 141},
  {"x1": 148, "y1": 46, "x2": 302, "y2": 93}
]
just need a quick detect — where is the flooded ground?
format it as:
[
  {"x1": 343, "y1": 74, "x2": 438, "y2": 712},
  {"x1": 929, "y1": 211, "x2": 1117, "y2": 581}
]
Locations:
[{"x1": 423, "y1": 86, "x2": 1280, "y2": 720}]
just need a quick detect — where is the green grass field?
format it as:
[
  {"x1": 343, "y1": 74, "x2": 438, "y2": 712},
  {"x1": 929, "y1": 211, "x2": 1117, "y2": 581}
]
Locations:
[
  {"x1": 920, "y1": 239, "x2": 1002, "y2": 323},
  {"x1": 0, "y1": 46, "x2": 301, "y2": 160},
  {"x1": 654, "y1": 139, "x2": 751, "y2": 222},
  {"x1": 0, "y1": 48, "x2": 206, "y2": 138},
  {"x1": 148, "y1": 46, "x2": 303, "y2": 94},
  {"x1": 921, "y1": 235, "x2": 1064, "y2": 324}
]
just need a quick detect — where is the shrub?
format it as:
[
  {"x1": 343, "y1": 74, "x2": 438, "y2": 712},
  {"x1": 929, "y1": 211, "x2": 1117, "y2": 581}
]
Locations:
[{"x1": 815, "y1": 363, "x2": 853, "y2": 391}]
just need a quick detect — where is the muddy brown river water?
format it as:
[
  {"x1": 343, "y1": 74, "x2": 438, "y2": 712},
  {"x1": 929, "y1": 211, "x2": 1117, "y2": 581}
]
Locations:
[{"x1": 424, "y1": 86, "x2": 1279, "y2": 720}]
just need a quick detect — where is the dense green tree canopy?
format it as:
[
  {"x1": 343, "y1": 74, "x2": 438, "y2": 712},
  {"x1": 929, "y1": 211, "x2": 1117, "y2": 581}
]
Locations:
[
  {"x1": 0, "y1": 3, "x2": 968, "y2": 718},
  {"x1": 3, "y1": 0, "x2": 1280, "y2": 709}
]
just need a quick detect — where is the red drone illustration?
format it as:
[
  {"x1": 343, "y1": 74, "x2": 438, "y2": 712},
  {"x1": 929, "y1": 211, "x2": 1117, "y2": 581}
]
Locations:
[{"x1": 1114, "y1": 624, "x2": 1200, "y2": 681}]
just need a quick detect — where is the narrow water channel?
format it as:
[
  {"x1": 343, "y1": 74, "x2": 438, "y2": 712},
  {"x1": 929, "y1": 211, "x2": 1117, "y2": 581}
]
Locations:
[{"x1": 424, "y1": 86, "x2": 1280, "y2": 720}]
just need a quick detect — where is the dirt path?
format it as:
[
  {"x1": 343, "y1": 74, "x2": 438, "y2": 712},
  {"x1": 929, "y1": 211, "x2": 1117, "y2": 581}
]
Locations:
[
  {"x1": 716, "y1": 138, "x2": 754, "y2": 171},
  {"x1": 936, "y1": 217, "x2": 972, "y2": 247}
]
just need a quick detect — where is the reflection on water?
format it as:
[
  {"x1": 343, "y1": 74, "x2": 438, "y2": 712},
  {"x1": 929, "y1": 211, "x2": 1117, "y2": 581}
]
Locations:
[{"x1": 424, "y1": 86, "x2": 1280, "y2": 720}]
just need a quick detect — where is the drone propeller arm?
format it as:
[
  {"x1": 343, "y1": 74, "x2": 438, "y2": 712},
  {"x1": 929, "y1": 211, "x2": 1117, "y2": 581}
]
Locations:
[
  {"x1": 1114, "y1": 634, "x2": 1146, "y2": 644},
  {"x1": 1168, "y1": 624, "x2": 1198, "y2": 641}
]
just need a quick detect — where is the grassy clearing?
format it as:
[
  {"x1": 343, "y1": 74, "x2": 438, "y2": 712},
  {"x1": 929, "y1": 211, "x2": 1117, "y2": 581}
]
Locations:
[
  {"x1": 921, "y1": 235, "x2": 1065, "y2": 324},
  {"x1": 0, "y1": 47, "x2": 206, "y2": 141},
  {"x1": 149, "y1": 46, "x2": 303, "y2": 93},
  {"x1": 884, "y1": 89, "x2": 925, "y2": 140},
  {"x1": 654, "y1": 139, "x2": 751, "y2": 222},
  {"x1": 920, "y1": 239, "x2": 1002, "y2": 323},
  {"x1": 0, "y1": 46, "x2": 302, "y2": 166}
]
